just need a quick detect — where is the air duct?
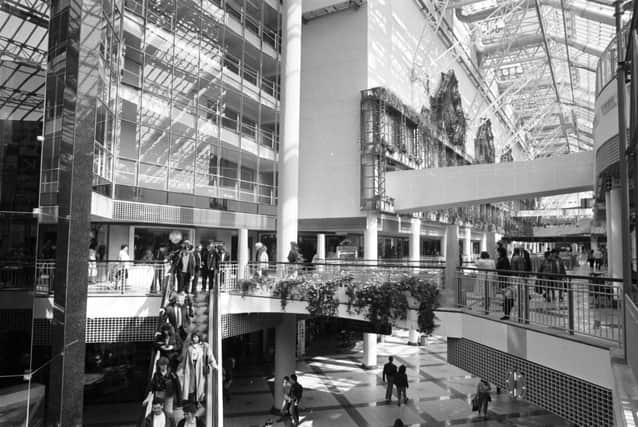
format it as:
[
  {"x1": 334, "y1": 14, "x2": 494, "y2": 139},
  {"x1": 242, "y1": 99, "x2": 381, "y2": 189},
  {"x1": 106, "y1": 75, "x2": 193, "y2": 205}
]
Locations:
[{"x1": 475, "y1": 32, "x2": 604, "y2": 58}]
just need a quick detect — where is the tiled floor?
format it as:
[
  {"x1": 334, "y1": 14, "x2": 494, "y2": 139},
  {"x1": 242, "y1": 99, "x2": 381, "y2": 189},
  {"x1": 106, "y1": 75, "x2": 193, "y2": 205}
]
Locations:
[{"x1": 223, "y1": 331, "x2": 574, "y2": 426}]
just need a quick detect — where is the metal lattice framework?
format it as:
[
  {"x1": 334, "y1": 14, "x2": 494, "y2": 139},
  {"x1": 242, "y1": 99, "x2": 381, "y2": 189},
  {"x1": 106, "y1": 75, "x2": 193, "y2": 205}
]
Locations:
[
  {"x1": 449, "y1": 0, "x2": 623, "y2": 158},
  {"x1": 0, "y1": 0, "x2": 48, "y2": 121}
]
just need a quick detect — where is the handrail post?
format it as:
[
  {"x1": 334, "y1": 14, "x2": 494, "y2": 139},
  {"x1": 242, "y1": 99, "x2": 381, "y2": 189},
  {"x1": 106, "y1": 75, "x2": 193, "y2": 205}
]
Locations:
[
  {"x1": 568, "y1": 279, "x2": 575, "y2": 335},
  {"x1": 483, "y1": 271, "x2": 490, "y2": 314}
]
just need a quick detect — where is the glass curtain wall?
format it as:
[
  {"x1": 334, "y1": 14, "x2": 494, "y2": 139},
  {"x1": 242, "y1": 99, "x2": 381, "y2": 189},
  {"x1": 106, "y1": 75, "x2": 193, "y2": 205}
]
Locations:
[{"x1": 115, "y1": 0, "x2": 280, "y2": 206}]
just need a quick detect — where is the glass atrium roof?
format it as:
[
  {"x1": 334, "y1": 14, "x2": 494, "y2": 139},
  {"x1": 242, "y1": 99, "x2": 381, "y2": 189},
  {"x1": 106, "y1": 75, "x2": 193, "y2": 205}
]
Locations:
[
  {"x1": 0, "y1": 0, "x2": 48, "y2": 122},
  {"x1": 451, "y1": 0, "x2": 626, "y2": 158}
]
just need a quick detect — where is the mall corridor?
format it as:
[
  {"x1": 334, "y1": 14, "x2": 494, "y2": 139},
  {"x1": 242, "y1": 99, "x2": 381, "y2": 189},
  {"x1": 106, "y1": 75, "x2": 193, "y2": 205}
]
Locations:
[{"x1": 223, "y1": 331, "x2": 573, "y2": 426}]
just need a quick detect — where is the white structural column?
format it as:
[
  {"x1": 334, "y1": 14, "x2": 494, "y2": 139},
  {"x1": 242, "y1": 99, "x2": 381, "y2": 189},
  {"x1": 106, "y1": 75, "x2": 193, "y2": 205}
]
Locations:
[
  {"x1": 237, "y1": 228, "x2": 248, "y2": 279},
  {"x1": 408, "y1": 218, "x2": 421, "y2": 345},
  {"x1": 365, "y1": 212, "x2": 378, "y2": 263},
  {"x1": 274, "y1": 315, "x2": 297, "y2": 410},
  {"x1": 440, "y1": 230, "x2": 447, "y2": 258},
  {"x1": 485, "y1": 231, "x2": 497, "y2": 259},
  {"x1": 605, "y1": 190, "x2": 614, "y2": 277},
  {"x1": 362, "y1": 332, "x2": 377, "y2": 368},
  {"x1": 443, "y1": 224, "x2": 459, "y2": 306},
  {"x1": 409, "y1": 218, "x2": 421, "y2": 262},
  {"x1": 609, "y1": 187, "x2": 623, "y2": 279},
  {"x1": 363, "y1": 212, "x2": 378, "y2": 367},
  {"x1": 276, "y1": 0, "x2": 302, "y2": 262},
  {"x1": 463, "y1": 227, "x2": 472, "y2": 261},
  {"x1": 480, "y1": 232, "x2": 487, "y2": 253},
  {"x1": 316, "y1": 233, "x2": 326, "y2": 261}
]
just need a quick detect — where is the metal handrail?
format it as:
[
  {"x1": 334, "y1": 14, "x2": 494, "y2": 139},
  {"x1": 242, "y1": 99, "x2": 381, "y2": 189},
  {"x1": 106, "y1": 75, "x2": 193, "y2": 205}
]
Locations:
[
  {"x1": 459, "y1": 266, "x2": 627, "y2": 283},
  {"x1": 456, "y1": 266, "x2": 624, "y2": 346},
  {"x1": 137, "y1": 270, "x2": 175, "y2": 426}
]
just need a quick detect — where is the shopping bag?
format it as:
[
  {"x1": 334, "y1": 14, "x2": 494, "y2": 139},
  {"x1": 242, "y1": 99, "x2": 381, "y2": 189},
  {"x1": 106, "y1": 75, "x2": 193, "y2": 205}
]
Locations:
[{"x1": 471, "y1": 394, "x2": 479, "y2": 411}]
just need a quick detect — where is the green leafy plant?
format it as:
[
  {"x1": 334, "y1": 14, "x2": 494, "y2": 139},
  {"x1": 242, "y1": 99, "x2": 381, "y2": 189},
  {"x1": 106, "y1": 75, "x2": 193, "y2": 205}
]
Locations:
[
  {"x1": 354, "y1": 281, "x2": 409, "y2": 331},
  {"x1": 272, "y1": 279, "x2": 302, "y2": 310},
  {"x1": 400, "y1": 275, "x2": 440, "y2": 335},
  {"x1": 304, "y1": 279, "x2": 339, "y2": 317}
]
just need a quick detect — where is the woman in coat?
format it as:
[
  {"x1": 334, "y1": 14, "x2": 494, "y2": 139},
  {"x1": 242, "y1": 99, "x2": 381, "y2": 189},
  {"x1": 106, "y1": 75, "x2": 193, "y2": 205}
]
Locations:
[{"x1": 181, "y1": 333, "x2": 217, "y2": 404}]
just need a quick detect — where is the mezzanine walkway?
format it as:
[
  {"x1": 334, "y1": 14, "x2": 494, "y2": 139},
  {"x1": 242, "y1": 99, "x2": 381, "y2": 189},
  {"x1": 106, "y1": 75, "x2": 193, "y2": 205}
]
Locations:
[{"x1": 386, "y1": 152, "x2": 593, "y2": 212}]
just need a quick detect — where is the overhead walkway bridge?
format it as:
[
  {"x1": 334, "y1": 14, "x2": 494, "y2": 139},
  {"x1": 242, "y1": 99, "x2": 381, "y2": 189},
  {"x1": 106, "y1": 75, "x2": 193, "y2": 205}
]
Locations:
[{"x1": 386, "y1": 151, "x2": 594, "y2": 211}]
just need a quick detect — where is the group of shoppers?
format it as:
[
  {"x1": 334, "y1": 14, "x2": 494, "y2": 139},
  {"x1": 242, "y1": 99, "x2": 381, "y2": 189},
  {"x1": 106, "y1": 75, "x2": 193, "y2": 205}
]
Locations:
[
  {"x1": 476, "y1": 244, "x2": 567, "y2": 319},
  {"x1": 144, "y1": 290, "x2": 217, "y2": 426},
  {"x1": 173, "y1": 241, "x2": 228, "y2": 294},
  {"x1": 279, "y1": 374, "x2": 304, "y2": 425},
  {"x1": 382, "y1": 356, "x2": 410, "y2": 406}
]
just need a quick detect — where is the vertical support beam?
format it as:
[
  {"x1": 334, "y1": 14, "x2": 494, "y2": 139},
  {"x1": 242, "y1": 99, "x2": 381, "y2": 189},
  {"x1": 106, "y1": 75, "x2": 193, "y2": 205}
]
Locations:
[
  {"x1": 444, "y1": 224, "x2": 460, "y2": 306},
  {"x1": 409, "y1": 218, "x2": 421, "y2": 344},
  {"x1": 613, "y1": 0, "x2": 633, "y2": 303},
  {"x1": 410, "y1": 218, "x2": 421, "y2": 263},
  {"x1": 276, "y1": 0, "x2": 302, "y2": 262},
  {"x1": 42, "y1": 0, "x2": 100, "y2": 423},
  {"x1": 606, "y1": 190, "x2": 614, "y2": 276},
  {"x1": 480, "y1": 232, "x2": 487, "y2": 253},
  {"x1": 609, "y1": 187, "x2": 624, "y2": 280},
  {"x1": 365, "y1": 212, "x2": 378, "y2": 263},
  {"x1": 440, "y1": 230, "x2": 447, "y2": 258},
  {"x1": 486, "y1": 231, "x2": 497, "y2": 259},
  {"x1": 296, "y1": 319, "x2": 306, "y2": 357},
  {"x1": 274, "y1": 315, "x2": 297, "y2": 410},
  {"x1": 316, "y1": 233, "x2": 326, "y2": 261},
  {"x1": 364, "y1": 213, "x2": 378, "y2": 365},
  {"x1": 463, "y1": 227, "x2": 472, "y2": 261},
  {"x1": 238, "y1": 228, "x2": 249, "y2": 279},
  {"x1": 362, "y1": 332, "x2": 378, "y2": 369}
]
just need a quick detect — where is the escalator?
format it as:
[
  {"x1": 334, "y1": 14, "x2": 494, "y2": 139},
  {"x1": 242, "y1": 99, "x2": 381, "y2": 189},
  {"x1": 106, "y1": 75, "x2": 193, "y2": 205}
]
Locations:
[{"x1": 138, "y1": 274, "x2": 222, "y2": 426}]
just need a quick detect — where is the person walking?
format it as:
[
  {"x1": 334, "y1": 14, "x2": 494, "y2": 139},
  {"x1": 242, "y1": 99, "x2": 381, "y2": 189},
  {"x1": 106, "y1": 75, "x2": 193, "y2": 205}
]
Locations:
[
  {"x1": 496, "y1": 247, "x2": 513, "y2": 320},
  {"x1": 181, "y1": 333, "x2": 216, "y2": 405},
  {"x1": 278, "y1": 376, "x2": 292, "y2": 421},
  {"x1": 197, "y1": 243, "x2": 210, "y2": 292},
  {"x1": 142, "y1": 397, "x2": 176, "y2": 427},
  {"x1": 143, "y1": 356, "x2": 181, "y2": 418},
  {"x1": 289, "y1": 373, "x2": 303, "y2": 426},
  {"x1": 475, "y1": 379, "x2": 491, "y2": 420},
  {"x1": 177, "y1": 404, "x2": 204, "y2": 427},
  {"x1": 475, "y1": 252, "x2": 496, "y2": 312},
  {"x1": 395, "y1": 365, "x2": 409, "y2": 406},
  {"x1": 382, "y1": 356, "x2": 398, "y2": 402},
  {"x1": 255, "y1": 242, "x2": 269, "y2": 277},
  {"x1": 176, "y1": 242, "x2": 196, "y2": 294}
]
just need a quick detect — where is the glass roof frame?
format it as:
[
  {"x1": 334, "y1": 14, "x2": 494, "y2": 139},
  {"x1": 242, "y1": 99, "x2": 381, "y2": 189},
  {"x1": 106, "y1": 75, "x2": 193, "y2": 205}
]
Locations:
[{"x1": 451, "y1": 0, "x2": 625, "y2": 158}]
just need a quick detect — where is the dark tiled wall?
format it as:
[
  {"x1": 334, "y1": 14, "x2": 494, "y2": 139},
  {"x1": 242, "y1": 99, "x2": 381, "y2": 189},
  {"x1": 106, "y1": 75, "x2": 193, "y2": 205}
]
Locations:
[{"x1": 448, "y1": 337, "x2": 613, "y2": 427}]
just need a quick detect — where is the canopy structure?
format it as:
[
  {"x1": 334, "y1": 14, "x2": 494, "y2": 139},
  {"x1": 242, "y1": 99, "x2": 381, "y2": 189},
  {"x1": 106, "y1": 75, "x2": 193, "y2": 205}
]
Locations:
[
  {"x1": 0, "y1": 0, "x2": 48, "y2": 121},
  {"x1": 448, "y1": 0, "x2": 623, "y2": 158}
]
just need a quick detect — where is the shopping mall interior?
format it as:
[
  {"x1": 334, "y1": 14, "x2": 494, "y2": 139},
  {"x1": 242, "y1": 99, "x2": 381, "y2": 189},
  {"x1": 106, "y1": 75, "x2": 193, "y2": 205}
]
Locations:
[{"x1": 2, "y1": 0, "x2": 638, "y2": 426}]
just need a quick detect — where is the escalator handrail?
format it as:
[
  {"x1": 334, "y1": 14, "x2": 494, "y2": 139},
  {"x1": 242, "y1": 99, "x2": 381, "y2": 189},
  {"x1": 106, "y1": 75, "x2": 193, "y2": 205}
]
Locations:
[{"x1": 137, "y1": 266, "x2": 175, "y2": 426}]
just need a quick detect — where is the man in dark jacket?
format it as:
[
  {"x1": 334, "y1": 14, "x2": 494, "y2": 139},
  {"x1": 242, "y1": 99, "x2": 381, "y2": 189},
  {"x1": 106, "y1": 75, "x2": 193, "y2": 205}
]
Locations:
[
  {"x1": 176, "y1": 241, "x2": 196, "y2": 293},
  {"x1": 289, "y1": 374, "x2": 303, "y2": 426},
  {"x1": 382, "y1": 356, "x2": 398, "y2": 402},
  {"x1": 198, "y1": 243, "x2": 209, "y2": 293},
  {"x1": 142, "y1": 397, "x2": 176, "y2": 427},
  {"x1": 162, "y1": 291, "x2": 193, "y2": 342}
]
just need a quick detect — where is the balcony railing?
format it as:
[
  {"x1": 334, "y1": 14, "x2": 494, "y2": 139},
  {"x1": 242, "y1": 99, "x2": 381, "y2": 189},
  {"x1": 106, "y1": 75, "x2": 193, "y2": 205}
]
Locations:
[
  {"x1": 219, "y1": 261, "x2": 446, "y2": 294},
  {"x1": 457, "y1": 267, "x2": 625, "y2": 346},
  {"x1": 34, "y1": 260, "x2": 171, "y2": 295}
]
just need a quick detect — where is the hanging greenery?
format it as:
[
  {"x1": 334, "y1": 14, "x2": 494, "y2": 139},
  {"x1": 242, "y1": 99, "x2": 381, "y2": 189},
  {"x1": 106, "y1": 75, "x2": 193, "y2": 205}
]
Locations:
[
  {"x1": 272, "y1": 279, "x2": 302, "y2": 310},
  {"x1": 232, "y1": 270, "x2": 439, "y2": 335},
  {"x1": 304, "y1": 279, "x2": 339, "y2": 317}
]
